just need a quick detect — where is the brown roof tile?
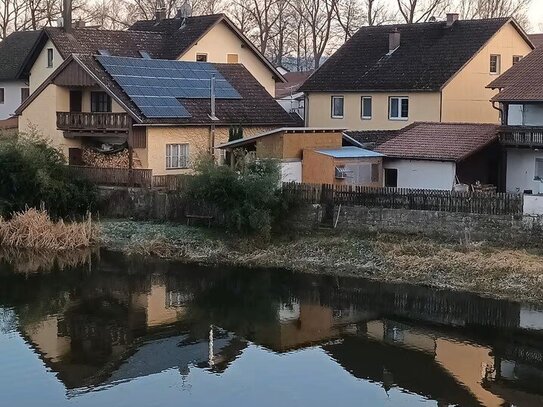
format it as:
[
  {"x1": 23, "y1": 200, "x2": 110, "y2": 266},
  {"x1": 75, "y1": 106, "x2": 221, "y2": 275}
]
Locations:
[
  {"x1": 275, "y1": 71, "x2": 313, "y2": 98},
  {"x1": 529, "y1": 33, "x2": 543, "y2": 48},
  {"x1": 376, "y1": 122, "x2": 498, "y2": 162},
  {"x1": 488, "y1": 45, "x2": 543, "y2": 102}
]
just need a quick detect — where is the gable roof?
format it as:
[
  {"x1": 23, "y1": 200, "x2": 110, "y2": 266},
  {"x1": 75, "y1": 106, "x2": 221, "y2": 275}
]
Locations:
[
  {"x1": 0, "y1": 30, "x2": 41, "y2": 81},
  {"x1": 276, "y1": 70, "x2": 313, "y2": 98},
  {"x1": 487, "y1": 45, "x2": 543, "y2": 102},
  {"x1": 17, "y1": 54, "x2": 295, "y2": 127},
  {"x1": 375, "y1": 122, "x2": 499, "y2": 162},
  {"x1": 129, "y1": 14, "x2": 285, "y2": 82},
  {"x1": 301, "y1": 17, "x2": 530, "y2": 92}
]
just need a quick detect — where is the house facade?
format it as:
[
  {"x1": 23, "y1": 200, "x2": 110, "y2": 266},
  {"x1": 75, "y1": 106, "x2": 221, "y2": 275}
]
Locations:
[
  {"x1": 0, "y1": 31, "x2": 40, "y2": 119},
  {"x1": 16, "y1": 55, "x2": 295, "y2": 176},
  {"x1": 22, "y1": 14, "x2": 284, "y2": 97},
  {"x1": 301, "y1": 15, "x2": 533, "y2": 130},
  {"x1": 488, "y1": 45, "x2": 543, "y2": 194}
]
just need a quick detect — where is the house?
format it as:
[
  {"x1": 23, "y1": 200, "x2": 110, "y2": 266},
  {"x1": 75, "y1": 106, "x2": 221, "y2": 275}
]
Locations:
[
  {"x1": 487, "y1": 44, "x2": 543, "y2": 194},
  {"x1": 373, "y1": 122, "x2": 499, "y2": 190},
  {"x1": 21, "y1": 12, "x2": 284, "y2": 96},
  {"x1": 275, "y1": 70, "x2": 313, "y2": 119},
  {"x1": 16, "y1": 54, "x2": 295, "y2": 175},
  {"x1": 0, "y1": 30, "x2": 41, "y2": 119},
  {"x1": 529, "y1": 34, "x2": 543, "y2": 48},
  {"x1": 217, "y1": 127, "x2": 383, "y2": 185},
  {"x1": 300, "y1": 14, "x2": 533, "y2": 130}
]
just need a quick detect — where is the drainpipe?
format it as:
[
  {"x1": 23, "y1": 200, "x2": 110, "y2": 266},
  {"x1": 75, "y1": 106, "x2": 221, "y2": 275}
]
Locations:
[
  {"x1": 210, "y1": 75, "x2": 216, "y2": 158},
  {"x1": 492, "y1": 101, "x2": 505, "y2": 125}
]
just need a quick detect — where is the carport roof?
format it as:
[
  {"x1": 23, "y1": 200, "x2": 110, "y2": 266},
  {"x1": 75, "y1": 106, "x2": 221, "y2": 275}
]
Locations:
[{"x1": 315, "y1": 147, "x2": 384, "y2": 158}]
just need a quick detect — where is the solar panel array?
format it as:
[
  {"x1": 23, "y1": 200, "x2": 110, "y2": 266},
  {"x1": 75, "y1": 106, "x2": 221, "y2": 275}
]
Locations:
[{"x1": 96, "y1": 55, "x2": 241, "y2": 119}]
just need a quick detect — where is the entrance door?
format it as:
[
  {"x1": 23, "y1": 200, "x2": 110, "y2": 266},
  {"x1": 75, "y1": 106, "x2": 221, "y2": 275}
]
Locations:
[{"x1": 70, "y1": 90, "x2": 82, "y2": 112}]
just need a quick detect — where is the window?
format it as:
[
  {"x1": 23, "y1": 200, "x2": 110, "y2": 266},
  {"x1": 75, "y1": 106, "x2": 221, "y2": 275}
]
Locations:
[
  {"x1": 513, "y1": 55, "x2": 523, "y2": 65},
  {"x1": 47, "y1": 48, "x2": 54, "y2": 68},
  {"x1": 389, "y1": 97, "x2": 409, "y2": 120},
  {"x1": 361, "y1": 96, "x2": 372, "y2": 119},
  {"x1": 384, "y1": 168, "x2": 398, "y2": 187},
  {"x1": 20, "y1": 87, "x2": 29, "y2": 103},
  {"x1": 331, "y1": 96, "x2": 344, "y2": 118},
  {"x1": 0, "y1": 88, "x2": 4, "y2": 104},
  {"x1": 535, "y1": 158, "x2": 543, "y2": 180},
  {"x1": 166, "y1": 144, "x2": 189, "y2": 169},
  {"x1": 490, "y1": 54, "x2": 501, "y2": 74},
  {"x1": 196, "y1": 53, "x2": 208, "y2": 62},
  {"x1": 91, "y1": 91, "x2": 112, "y2": 112},
  {"x1": 227, "y1": 53, "x2": 239, "y2": 63}
]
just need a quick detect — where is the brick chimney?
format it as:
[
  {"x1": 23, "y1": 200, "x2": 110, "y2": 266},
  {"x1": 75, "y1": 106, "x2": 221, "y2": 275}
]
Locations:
[
  {"x1": 63, "y1": 0, "x2": 72, "y2": 31},
  {"x1": 389, "y1": 28, "x2": 400, "y2": 53},
  {"x1": 447, "y1": 13, "x2": 459, "y2": 27}
]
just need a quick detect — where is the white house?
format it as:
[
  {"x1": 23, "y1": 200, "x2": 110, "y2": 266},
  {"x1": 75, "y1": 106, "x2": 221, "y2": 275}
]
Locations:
[
  {"x1": 0, "y1": 30, "x2": 40, "y2": 120},
  {"x1": 488, "y1": 45, "x2": 543, "y2": 194}
]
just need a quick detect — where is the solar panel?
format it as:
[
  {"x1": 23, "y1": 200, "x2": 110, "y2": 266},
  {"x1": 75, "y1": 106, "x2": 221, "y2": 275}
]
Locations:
[{"x1": 96, "y1": 55, "x2": 242, "y2": 119}]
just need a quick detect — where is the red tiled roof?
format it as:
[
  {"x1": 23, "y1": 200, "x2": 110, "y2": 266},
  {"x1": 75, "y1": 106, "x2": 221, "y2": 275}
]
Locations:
[
  {"x1": 488, "y1": 45, "x2": 543, "y2": 102},
  {"x1": 376, "y1": 122, "x2": 499, "y2": 162}
]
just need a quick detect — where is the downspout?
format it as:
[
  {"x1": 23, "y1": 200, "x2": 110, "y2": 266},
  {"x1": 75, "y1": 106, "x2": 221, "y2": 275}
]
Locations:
[
  {"x1": 210, "y1": 75, "x2": 216, "y2": 158},
  {"x1": 492, "y1": 101, "x2": 505, "y2": 124}
]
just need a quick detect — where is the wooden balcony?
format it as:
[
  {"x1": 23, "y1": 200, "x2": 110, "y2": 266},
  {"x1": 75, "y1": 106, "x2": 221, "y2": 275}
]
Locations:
[
  {"x1": 57, "y1": 112, "x2": 129, "y2": 132},
  {"x1": 499, "y1": 126, "x2": 543, "y2": 148}
]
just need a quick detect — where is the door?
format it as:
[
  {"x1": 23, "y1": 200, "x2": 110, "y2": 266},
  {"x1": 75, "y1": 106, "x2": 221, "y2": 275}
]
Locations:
[{"x1": 70, "y1": 90, "x2": 82, "y2": 112}]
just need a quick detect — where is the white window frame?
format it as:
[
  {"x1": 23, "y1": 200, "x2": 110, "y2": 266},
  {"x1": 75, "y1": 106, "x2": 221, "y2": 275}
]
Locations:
[
  {"x1": 47, "y1": 48, "x2": 54, "y2": 68},
  {"x1": 196, "y1": 53, "x2": 208, "y2": 62},
  {"x1": 361, "y1": 96, "x2": 372, "y2": 119},
  {"x1": 490, "y1": 54, "x2": 501, "y2": 75},
  {"x1": 331, "y1": 95, "x2": 344, "y2": 119},
  {"x1": 166, "y1": 143, "x2": 189, "y2": 169},
  {"x1": 389, "y1": 96, "x2": 409, "y2": 120}
]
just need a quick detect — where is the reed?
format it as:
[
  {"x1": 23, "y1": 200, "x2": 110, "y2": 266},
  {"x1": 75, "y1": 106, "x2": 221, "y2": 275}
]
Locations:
[{"x1": 0, "y1": 208, "x2": 98, "y2": 250}]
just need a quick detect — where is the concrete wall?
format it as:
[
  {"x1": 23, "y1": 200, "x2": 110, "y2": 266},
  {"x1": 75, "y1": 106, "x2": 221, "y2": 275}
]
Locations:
[
  {"x1": 281, "y1": 160, "x2": 302, "y2": 182},
  {"x1": 507, "y1": 104, "x2": 543, "y2": 126},
  {"x1": 383, "y1": 159, "x2": 456, "y2": 190},
  {"x1": 505, "y1": 148, "x2": 543, "y2": 193},
  {"x1": 305, "y1": 91, "x2": 441, "y2": 130},
  {"x1": 29, "y1": 39, "x2": 64, "y2": 92},
  {"x1": 178, "y1": 21, "x2": 277, "y2": 96},
  {"x1": 441, "y1": 21, "x2": 532, "y2": 124},
  {"x1": 0, "y1": 80, "x2": 28, "y2": 119}
]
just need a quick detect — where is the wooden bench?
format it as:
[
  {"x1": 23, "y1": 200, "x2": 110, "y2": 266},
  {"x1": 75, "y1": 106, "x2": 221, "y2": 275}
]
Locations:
[{"x1": 186, "y1": 214, "x2": 213, "y2": 227}]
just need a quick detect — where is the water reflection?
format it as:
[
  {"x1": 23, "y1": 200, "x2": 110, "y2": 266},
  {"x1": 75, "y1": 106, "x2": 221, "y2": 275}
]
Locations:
[{"x1": 1, "y1": 250, "x2": 543, "y2": 406}]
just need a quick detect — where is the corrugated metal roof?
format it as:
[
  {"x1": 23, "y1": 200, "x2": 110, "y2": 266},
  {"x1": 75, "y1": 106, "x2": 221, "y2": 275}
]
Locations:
[{"x1": 315, "y1": 146, "x2": 384, "y2": 158}]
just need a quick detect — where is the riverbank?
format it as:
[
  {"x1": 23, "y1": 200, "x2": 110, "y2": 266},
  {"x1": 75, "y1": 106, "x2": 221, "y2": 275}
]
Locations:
[{"x1": 100, "y1": 219, "x2": 543, "y2": 304}]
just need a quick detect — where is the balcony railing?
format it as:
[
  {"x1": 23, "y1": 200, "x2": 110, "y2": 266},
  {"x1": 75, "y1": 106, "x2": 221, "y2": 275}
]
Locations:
[
  {"x1": 57, "y1": 112, "x2": 129, "y2": 131},
  {"x1": 499, "y1": 126, "x2": 543, "y2": 147}
]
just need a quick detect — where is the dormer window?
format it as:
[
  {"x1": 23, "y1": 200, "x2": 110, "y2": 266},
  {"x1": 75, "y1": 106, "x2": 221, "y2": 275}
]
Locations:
[{"x1": 47, "y1": 48, "x2": 54, "y2": 68}]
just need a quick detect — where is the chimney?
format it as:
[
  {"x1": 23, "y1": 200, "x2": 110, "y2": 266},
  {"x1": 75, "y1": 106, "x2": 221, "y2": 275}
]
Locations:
[
  {"x1": 63, "y1": 0, "x2": 72, "y2": 31},
  {"x1": 389, "y1": 28, "x2": 400, "y2": 53},
  {"x1": 447, "y1": 13, "x2": 459, "y2": 27}
]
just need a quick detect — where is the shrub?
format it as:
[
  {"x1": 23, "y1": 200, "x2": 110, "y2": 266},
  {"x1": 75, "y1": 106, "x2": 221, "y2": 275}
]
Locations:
[
  {"x1": 185, "y1": 155, "x2": 289, "y2": 237},
  {"x1": 0, "y1": 133, "x2": 96, "y2": 218}
]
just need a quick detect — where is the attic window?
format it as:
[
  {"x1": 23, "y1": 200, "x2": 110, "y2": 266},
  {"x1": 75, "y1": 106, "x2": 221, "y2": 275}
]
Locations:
[
  {"x1": 196, "y1": 53, "x2": 208, "y2": 62},
  {"x1": 98, "y1": 49, "x2": 111, "y2": 56},
  {"x1": 513, "y1": 55, "x2": 523, "y2": 65},
  {"x1": 490, "y1": 54, "x2": 501, "y2": 74},
  {"x1": 139, "y1": 50, "x2": 152, "y2": 59},
  {"x1": 47, "y1": 48, "x2": 54, "y2": 68}
]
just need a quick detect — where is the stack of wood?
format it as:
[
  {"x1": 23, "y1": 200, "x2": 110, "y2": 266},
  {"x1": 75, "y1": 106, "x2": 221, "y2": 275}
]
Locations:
[
  {"x1": 81, "y1": 147, "x2": 142, "y2": 168},
  {"x1": 472, "y1": 183, "x2": 497, "y2": 193}
]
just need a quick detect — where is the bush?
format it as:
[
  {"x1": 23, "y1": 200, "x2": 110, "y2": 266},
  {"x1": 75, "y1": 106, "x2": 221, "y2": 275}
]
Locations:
[
  {"x1": 0, "y1": 133, "x2": 96, "y2": 218},
  {"x1": 185, "y1": 155, "x2": 291, "y2": 237}
]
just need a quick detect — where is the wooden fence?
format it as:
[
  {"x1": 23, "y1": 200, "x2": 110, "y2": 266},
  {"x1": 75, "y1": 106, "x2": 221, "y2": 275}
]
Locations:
[
  {"x1": 282, "y1": 183, "x2": 524, "y2": 215},
  {"x1": 152, "y1": 174, "x2": 192, "y2": 191},
  {"x1": 70, "y1": 166, "x2": 153, "y2": 187}
]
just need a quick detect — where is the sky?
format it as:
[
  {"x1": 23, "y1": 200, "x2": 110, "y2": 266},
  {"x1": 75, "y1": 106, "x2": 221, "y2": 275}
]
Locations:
[{"x1": 530, "y1": 0, "x2": 543, "y2": 32}]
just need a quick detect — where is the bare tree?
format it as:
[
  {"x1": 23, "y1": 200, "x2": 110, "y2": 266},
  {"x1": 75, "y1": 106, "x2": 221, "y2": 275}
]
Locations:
[
  {"x1": 396, "y1": 0, "x2": 448, "y2": 23},
  {"x1": 456, "y1": 0, "x2": 532, "y2": 29},
  {"x1": 268, "y1": 0, "x2": 294, "y2": 65},
  {"x1": 334, "y1": 0, "x2": 363, "y2": 41},
  {"x1": 365, "y1": 0, "x2": 396, "y2": 25},
  {"x1": 238, "y1": 0, "x2": 282, "y2": 55}
]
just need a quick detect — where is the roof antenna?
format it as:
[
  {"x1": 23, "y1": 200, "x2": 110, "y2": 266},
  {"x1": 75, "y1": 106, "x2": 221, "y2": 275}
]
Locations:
[{"x1": 209, "y1": 74, "x2": 218, "y2": 121}]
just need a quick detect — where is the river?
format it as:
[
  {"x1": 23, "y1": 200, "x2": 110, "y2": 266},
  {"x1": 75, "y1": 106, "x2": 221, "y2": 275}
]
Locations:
[{"x1": 1, "y1": 249, "x2": 543, "y2": 406}]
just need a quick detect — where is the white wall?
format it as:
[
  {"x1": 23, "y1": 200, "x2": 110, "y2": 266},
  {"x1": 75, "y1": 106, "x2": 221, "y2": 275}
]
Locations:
[
  {"x1": 29, "y1": 39, "x2": 63, "y2": 93},
  {"x1": 523, "y1": 195, "x2": 543, "y2": 215},
  {"x1": 0, "y1": 80, "x2": 28, "y2": 119},
  {"x1": 383, "y1": 159, "x2": 456, "y2": 190},
  {"x1": 507, "y1": 104, "x2": 543, "y2": 126},
  {"x1": 277, "y1": 93, "x2": 304, "y2": 119},
  {"x1": 281, "y1": 160, "x2": 302, "y2": 183},
  {"x1": 505, "y1": 148, "x2": 543, "y2": 193}
]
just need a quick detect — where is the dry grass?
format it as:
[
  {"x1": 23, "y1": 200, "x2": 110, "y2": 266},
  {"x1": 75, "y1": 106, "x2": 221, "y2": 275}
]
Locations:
[
  {"x1": 0, "y1": 208, "x2": 98, "y2": 250},
  {"x1": 0, "y1": 247, "x2": 93, "y2": 274}
]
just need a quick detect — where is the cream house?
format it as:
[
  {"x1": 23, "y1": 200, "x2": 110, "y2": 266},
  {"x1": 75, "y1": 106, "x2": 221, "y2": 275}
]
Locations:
[
  {"x1": 16, "y1": 54, "x2": 295, "y2": 176},
  {"x1": 21, "y1": 13, "x2": 284, "y2": 96},
  {"x1": 301, "y1": 14, "x2": 533, "y2": 130}
]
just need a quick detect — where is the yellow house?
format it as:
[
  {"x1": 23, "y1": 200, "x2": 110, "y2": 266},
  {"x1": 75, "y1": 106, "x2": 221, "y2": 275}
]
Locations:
[
  {"x1": 16, "y1": 54, "x2": 295, "y2": 176},
  {"x1": 21, "y1": 13, "x2": 284, "y2": 96},
  {"x1": 301, "y1": 14, "x2": 533, "y2": 130}
]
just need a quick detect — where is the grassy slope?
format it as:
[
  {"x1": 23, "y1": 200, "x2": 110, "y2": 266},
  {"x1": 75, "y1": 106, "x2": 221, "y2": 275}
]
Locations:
[{"x1": 100, "y1": 220, "x2": 543, "y2": 304}]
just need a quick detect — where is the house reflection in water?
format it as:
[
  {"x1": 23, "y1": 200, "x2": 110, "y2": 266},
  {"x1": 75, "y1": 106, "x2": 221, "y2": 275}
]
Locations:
[{"x1": 8, "y1": 256, "x2": 543, "y2": 406}]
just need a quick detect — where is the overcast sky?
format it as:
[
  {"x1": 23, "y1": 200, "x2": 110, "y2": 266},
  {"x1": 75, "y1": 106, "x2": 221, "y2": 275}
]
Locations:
[{"x1": 530, "y1": 0, "x2": 543, "y2": 32}]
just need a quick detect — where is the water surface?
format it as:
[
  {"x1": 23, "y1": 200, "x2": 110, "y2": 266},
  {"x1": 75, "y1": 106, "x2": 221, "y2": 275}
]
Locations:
[{"x1": 1, "y1": 250, "x2": 543, "y2": 406}]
